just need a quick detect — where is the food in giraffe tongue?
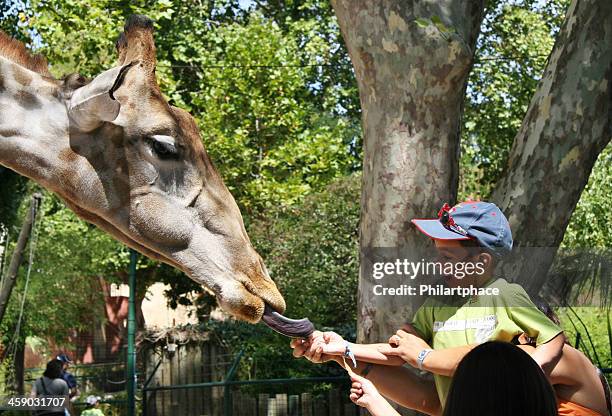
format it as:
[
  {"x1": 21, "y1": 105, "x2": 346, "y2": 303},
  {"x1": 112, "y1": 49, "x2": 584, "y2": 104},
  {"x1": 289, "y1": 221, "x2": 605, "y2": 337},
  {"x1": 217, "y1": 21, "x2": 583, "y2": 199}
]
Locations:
[{"x1": 262, "y1": 304, "x2": 315, "y2": 338}]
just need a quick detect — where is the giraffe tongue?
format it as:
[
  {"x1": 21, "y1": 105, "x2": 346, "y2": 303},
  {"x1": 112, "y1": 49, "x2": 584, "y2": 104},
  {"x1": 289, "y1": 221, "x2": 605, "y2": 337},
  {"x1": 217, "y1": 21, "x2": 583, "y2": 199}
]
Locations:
[{"x1": 262, "y1": 304, "x2": 315, "y2": 338}]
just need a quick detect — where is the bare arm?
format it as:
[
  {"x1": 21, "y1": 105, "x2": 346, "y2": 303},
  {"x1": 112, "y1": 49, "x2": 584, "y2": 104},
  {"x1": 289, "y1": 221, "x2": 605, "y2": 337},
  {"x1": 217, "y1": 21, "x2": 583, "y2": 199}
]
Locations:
[
  {"x1": 333, "y1": 357, "x2": 441, "y2": 415},
  {"x1": 303, "y1": 331, "x2": 409, "y2": 365},
  {"x1": 530, "y1": 332, "x2": 565, "y2": 375},
  {"x1": 418, "y1": 345, "x2": 475, "y2": 377},
  {"x1": 381, "y1": 330, "x2": 476, "y2": 377},
  {"x1": 339, "y1": 343, "x2": 406, "y2": 366},
  {"x1": 387, "y1": 331, "x2": 562, "y2": 379},
  {"x1": 291, "y1": 335, "x2": 441, "y2": 415}
]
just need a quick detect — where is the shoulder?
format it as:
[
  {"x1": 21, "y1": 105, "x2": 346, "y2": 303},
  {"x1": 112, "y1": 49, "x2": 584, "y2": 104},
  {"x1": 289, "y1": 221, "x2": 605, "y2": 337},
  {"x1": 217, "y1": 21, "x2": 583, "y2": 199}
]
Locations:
[
  {"x1": 490, "y1": 277, "x2": 521, "y2": 292},
  {"x1": 54, "y1": 377, "x2": 68, "y2": 385},
  {"x1": 492, "y1": 278, "x2": 532, "y2": 303},
  {"x1": 52, "y1": 377, "x2": 68, "y2": 388}
]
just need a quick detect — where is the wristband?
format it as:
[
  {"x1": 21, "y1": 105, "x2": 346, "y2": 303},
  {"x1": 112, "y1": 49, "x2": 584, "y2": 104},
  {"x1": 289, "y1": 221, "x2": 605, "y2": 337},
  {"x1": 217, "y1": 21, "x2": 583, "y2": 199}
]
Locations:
[
  {"x1": 417, "y1": 349, "x2": 433, "y2": 371},
  {"x1": 344, "y1": 341, "x2": 357, "y2": 368}
]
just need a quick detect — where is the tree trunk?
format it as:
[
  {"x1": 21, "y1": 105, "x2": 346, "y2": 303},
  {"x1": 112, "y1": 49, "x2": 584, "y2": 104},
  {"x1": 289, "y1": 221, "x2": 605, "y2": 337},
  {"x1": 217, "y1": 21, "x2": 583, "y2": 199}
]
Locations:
[
  {"x1": 0, "y1": 193, "x2": 42, "y2": 324},
  {"x1": 491, "y1": 0, "x2": 612, "y2": 295},
  {"x1": 12, "y1": 340, "x2": 25, "y2": 394},
  {"x1": 331, "y1": 0, "x2": 485, "y2": 343}
]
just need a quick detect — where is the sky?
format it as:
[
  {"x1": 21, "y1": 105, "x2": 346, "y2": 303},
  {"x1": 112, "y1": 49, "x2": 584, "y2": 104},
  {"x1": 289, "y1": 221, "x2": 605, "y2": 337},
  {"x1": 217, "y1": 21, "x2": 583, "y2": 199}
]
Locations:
[{"x1": 238, "y1": 0, "x2": 254, "y2": 10}]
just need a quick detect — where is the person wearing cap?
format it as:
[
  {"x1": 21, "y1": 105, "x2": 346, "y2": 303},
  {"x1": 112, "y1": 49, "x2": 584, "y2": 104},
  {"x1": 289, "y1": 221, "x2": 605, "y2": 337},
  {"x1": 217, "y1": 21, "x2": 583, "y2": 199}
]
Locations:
[
  {"x1": 291, "y1": 201, "x2": 566, "y2": 414},
  {"x1": 399, "y1": 202, "x2": 565, "y2": 382},
  {"x1": 56, "y1": 353, "x2": 79, "y2": 415},
  {"x1": 80, "y1": 395, "x2": 104, "y2": 416}
]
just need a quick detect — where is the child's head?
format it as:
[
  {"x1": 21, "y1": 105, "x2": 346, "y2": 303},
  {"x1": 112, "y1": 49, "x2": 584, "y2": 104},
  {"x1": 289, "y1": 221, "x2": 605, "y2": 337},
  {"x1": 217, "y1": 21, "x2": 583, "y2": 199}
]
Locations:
[
  {"x1": 85, "y1": 395, "x2": 101, "y2": 408},
  {"x1": 412, "y1": 202, "x2": 512, "y2": 286},
  {"x1": 433, "y1": 239, "x2": 496, "y2": 287}
]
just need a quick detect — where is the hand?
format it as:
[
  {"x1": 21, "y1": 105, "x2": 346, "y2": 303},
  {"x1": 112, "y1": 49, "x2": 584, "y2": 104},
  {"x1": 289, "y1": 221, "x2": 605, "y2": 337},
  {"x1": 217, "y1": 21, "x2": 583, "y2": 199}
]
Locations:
[
  {"x1": 318, "y1": 331, "x2": 348, "y2": 356},
  {"x1": 290, "y1": 331, "x2": 344, "y2": 364},
  {"x1": 348, "y1": 369, "x2": 384, "y2": 410},
  {"x1": 377, "y1": 330, "x2": 432, "y2": 367}
]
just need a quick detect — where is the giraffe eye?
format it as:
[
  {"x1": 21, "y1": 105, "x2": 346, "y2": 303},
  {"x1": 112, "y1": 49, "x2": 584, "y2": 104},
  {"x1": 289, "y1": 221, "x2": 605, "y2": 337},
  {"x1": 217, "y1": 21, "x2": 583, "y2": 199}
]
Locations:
[{"x1": 148, "y1": 135, "x2": 179, "y2": 160}]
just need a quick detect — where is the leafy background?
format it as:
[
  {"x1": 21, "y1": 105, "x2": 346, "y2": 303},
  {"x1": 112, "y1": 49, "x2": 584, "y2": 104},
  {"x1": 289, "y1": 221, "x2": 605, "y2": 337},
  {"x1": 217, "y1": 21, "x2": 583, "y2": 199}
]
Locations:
[{"x1": 0, "y1": 0, "x2": 609, "y2": 383}]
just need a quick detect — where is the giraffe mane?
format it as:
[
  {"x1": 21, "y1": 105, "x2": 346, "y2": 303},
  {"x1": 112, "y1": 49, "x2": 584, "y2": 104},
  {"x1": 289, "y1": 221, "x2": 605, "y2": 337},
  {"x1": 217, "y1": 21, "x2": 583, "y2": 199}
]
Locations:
[{"x1": 0, "y1": 30, "x2": 52, "y2": 78}]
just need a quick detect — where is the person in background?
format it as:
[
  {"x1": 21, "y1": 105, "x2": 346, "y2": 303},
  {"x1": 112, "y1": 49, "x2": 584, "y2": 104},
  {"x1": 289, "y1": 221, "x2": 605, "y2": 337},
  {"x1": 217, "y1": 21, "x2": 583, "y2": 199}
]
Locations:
[
  {"x1": 80, "y1": 395, "x2": 104, "y2": 416},
  {"x1": 30, "y1": 359, "x2": 69, "y2": 416},
  {"x1": 56, "y1": 354, "x2": 78, "y2": 399},
  {"x1": 56, "y1": 354, "x2": 79, "y2": 415}
]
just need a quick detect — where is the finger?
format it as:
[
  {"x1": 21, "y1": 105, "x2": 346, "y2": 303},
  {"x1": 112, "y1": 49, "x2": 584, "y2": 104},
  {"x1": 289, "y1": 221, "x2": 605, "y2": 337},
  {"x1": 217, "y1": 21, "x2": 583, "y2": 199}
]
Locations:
[
  {"x1": 290, "y1": 338, "x2": 304, "y2": 349},
  {"x1": 396, "y1": 329, "x2": 409, "y2": 338},
  {"x1": 323, "y1": 331, "x2": 339, "y2": 343},
  {"x1": 308, "y1": 339, "x2": 324, "y2": 356},
  {"x1": 303, "y1": 347, "x2": 316, "y2": 360},
  {"x1": 350, "y1": 388, "x2": 362, "y2": 395},
  {"x1": 308, "y1": 330, "x2": 323, "y2": 342},
  {"x1": 389, "y1": 335, "x2": 402, "y2": 347},
  {"x1": 377, "y1": 344, "x2": 399, "y2": 355},
  {"x1": 313, "y1": 346, "x2": 323, "y2": 362},
  {"x1": 349, "y1": 371, "x2": 368, "y2": 384},
  {"x1": 349, "y1": 393, "x2": 360, "y2": 402},
  {"x1": 292, "y1": 344, "x2": 307, "y2": 358},
  {"x1": 352, "y1": 382, "x2": 362, "y2": 389}
]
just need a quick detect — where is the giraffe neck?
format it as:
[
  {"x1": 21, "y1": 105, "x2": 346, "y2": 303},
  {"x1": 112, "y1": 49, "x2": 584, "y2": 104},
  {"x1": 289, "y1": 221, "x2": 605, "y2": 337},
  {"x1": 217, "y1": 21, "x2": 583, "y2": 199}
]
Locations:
[{"x1": 0, "y1": 56, "x2": 70, "y2": 187}]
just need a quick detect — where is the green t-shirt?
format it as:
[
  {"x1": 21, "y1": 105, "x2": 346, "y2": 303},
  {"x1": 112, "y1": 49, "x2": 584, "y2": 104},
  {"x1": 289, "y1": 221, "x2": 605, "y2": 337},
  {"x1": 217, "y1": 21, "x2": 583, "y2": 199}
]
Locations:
[
  {"x1": 81, "y1": 408, "x2": 104, "y2": 416},
  {"x1": 411, "y1": 277, "x2": 562, "y2": 407}
]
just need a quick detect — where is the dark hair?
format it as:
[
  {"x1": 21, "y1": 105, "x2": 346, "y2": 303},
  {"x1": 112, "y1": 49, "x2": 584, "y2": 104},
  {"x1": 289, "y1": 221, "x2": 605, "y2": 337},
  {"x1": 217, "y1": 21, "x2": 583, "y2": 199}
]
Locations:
[
  {"x1": 443, "y1": 341, "x2": 558, "y2": 416},
  {"x1": 531, "y1": 296, "x2": 561, "y2": 326},
  {"x1": 43, "y1": 359, "x2": 63, "y2": 379}
]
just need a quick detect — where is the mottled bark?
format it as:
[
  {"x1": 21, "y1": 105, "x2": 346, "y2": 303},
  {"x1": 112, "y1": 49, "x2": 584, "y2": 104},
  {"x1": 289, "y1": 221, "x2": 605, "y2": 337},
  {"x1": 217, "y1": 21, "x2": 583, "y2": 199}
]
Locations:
[
  {"x1": 491, "y1": 0, "x2": 612, "y2": 294},
  {"x1": 331, "y1": 0, "x2": 485, "y2": 344}
]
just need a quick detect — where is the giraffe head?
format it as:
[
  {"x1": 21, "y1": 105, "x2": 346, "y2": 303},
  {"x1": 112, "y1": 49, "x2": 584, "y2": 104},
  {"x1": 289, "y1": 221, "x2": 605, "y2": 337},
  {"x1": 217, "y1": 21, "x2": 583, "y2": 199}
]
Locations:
[{"x1": 0, "y1": 15, "x2": 285, "y2": 322}]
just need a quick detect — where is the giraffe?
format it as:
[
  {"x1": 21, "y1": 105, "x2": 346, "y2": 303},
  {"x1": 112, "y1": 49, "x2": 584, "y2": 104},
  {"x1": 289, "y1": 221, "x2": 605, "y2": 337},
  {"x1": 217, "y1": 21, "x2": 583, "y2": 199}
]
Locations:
[{"x1": 0, "y1": 15, "x2": 286, "y2": 323}]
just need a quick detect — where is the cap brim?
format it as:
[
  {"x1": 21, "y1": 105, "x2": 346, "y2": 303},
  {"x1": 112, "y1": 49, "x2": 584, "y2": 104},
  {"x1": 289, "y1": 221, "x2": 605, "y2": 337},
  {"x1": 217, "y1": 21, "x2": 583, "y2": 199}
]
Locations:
[{"x1": 411, "y1": 219, "x2": 472, "y2": 240}]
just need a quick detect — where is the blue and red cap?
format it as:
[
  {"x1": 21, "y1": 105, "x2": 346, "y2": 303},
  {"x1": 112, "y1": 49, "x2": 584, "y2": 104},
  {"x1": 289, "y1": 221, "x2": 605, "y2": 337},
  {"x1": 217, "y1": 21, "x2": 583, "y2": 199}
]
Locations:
[
  {"x1": 56, "y1": 353, "x2": 72, "y2": 364},
  {"x1": 411, "y1": 201, "x2": 513, "y2": 256}
]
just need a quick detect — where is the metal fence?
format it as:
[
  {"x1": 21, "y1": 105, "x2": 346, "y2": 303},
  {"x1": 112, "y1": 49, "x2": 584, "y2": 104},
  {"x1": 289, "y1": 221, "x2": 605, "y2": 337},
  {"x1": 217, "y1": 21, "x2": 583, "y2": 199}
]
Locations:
[
  {"x1": 142, "y1": 377, "x2": 359, "y2": 416},
  {"x1": 141, "y1": 350, "x2": 360, "y2": 416}
]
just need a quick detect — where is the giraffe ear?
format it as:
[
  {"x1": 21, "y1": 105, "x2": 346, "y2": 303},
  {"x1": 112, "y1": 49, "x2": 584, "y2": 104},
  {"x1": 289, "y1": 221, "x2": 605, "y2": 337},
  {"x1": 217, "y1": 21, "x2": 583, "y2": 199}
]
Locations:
[{"x1": 67, "y1": 62, "x2": 136, "y2": 132}]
